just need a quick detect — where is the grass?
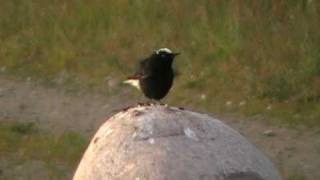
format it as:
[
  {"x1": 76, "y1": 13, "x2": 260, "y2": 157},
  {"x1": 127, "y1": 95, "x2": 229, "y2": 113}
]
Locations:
[
  {"x1": 0, "y1": 121, "x2": 88, "y2": 179},
  {"x1": 286, "y1": 173, "x2": 309, "y2": 180},
  {"x1": 1, "y1": 0, "x2": 320, "y2": 127}
]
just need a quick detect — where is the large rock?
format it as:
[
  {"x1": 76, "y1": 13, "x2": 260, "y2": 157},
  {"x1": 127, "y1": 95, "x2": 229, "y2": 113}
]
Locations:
[{"x1": 73, "y1": 105, "x2": 281, "y2": 180}]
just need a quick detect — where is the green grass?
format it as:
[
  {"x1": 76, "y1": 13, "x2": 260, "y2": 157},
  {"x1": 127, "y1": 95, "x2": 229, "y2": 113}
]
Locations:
[
  {"x1": 1, "y1": 0, "x2": 320, "y2": 127},
  {"x1": 0, "y1": 121, "x2": 88, "y2": 179},
  {"x1": 286, "y1": 173, "x2": 309, "y2": 180}
]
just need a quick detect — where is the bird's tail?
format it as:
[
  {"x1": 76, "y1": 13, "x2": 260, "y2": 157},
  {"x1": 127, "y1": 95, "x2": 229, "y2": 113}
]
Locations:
[{"x1": 123, "y1": 77, "x2": 141, "y2": 90}]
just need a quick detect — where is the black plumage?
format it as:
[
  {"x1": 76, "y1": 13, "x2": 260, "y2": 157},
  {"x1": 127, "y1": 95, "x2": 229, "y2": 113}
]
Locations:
[{"x1": 124, "y1": 48, "x2": 180, "y2": 100}]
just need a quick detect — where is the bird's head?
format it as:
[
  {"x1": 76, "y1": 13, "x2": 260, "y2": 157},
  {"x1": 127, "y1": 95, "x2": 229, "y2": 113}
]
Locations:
[{"x1": 154, "y1": 48, "x2": 180, "y2": 62}]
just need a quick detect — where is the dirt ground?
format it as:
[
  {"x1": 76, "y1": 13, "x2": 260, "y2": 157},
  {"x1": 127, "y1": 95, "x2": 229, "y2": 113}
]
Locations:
[{"x1": 0, "y1": 76, "x2": 319, "y2": 179}]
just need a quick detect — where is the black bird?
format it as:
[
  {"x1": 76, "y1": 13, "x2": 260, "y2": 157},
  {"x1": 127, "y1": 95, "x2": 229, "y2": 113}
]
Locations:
[{"x1": 124, "y1": 48, "x2": 180, "y2": 101}]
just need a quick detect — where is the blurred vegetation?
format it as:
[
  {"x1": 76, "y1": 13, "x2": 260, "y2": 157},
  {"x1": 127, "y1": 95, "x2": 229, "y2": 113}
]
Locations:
[
  {"x1": 286, "y1": 173, "x2": 309, "y2": 180},
  {"x1": 1, "y1": 0, "x2": 320, "y2": 126},
  {"x1": 0, "y1": 121, "x2": 87, "y2": 179}
]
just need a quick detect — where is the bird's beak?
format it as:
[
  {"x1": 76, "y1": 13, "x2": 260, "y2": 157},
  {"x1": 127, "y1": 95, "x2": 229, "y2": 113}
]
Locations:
[{"x1": 173, "y1": 52, "x2": 180, "y2": 57}]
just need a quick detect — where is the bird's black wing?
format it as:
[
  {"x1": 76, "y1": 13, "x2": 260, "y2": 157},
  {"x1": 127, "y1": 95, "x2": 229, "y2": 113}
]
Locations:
[
  {"x1": 139, "y1": 58, "x2": 152, "y2": 78},
  {"x1": 127, "y1": 58, "x2": 151, "y2": 80}
]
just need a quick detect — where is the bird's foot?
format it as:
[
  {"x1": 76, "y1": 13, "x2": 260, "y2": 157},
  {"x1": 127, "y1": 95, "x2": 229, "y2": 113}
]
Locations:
[{"x1": 146, "y1": 99, "x2": 162, "y2": 106}]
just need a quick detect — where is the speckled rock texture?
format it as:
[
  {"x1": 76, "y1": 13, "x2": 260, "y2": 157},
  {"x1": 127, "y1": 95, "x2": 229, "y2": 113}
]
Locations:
[{"x1": 73, "y1": 105, "x2": 281, "y2": 180}]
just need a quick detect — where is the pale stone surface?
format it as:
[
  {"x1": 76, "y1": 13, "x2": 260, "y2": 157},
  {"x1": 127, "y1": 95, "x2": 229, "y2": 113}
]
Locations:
[{"x1": 73, "y1": 105, "x2": 281, "y2": 180}]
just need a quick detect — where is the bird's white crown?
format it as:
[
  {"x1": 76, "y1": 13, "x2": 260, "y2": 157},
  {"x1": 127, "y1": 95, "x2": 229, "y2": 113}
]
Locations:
[{"x1": 155, "y1": 48, "x2": 173, "y2": 54}]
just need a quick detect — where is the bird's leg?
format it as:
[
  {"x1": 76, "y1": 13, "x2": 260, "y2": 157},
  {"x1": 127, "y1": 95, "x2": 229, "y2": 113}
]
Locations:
[
  {"x1": 154, "y1": 99, "x2": 166, "y2": 106},
  {"x1": 158, "y1": 99, "x2": 164, "y2": 106},
  {"x1": 148, "y1": 99, "x2": 162, "y2": 106},
  {"x1": 150, "y1": 99, "x2": 158, "y2": 106},
  {"x1": 158, "y1": 100, "x2": 168, "y2": 107},
  {"x1": 144, "y1": 98, "x2": 164, "y2": 106},
  {"x1": 144, "y1": 98, "x2": 154, "y2": 106}
]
